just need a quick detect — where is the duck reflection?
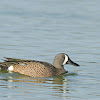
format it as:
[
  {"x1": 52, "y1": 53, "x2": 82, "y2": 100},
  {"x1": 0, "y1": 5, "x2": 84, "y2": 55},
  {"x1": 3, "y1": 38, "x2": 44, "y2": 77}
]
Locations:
[
  {"x1": 1, "y1": 72, "x2": 77, "y2": 99},
  {"x1": 52, "y1": 75, "x2": 69, "y2": 93},
  {"x1": 1, "y1": 72, "x2": 69, "y2": 93}
]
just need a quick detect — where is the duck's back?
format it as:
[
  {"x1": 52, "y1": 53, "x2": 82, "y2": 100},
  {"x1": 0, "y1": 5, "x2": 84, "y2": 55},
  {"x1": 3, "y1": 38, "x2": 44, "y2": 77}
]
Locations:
[
  {"x1": 0, "y1": 58, "x2": 57, "y2": 77},
  {"x1": 14, "y1": 61, "x2": 57, "y2": 77}
]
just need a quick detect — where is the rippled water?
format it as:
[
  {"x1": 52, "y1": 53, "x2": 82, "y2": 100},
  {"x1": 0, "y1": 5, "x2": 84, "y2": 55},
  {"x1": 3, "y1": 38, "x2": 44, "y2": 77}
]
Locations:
[{"x1": 0, "y1": 0, "x2": 100, "y2": 100}]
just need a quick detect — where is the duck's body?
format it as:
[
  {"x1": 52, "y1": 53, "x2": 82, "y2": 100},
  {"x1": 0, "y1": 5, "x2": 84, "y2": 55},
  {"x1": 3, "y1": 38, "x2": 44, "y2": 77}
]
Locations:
[{"x1": 0, "y1": 53, "x2": 79, "y2": 77}]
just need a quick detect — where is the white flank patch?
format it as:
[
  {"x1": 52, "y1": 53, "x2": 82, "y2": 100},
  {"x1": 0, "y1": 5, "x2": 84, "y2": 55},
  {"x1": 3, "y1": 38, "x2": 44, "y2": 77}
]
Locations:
[
  {"x1": 63, "y1": 55, "x2": 68, "y2": 65},
  {"x1": 8, "y1": 65, "x2": 13, "y2": 71}
]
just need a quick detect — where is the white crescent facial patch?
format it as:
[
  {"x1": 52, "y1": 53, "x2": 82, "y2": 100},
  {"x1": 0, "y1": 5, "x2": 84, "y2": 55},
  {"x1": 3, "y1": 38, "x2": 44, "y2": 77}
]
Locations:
[{"x1": 63, "y1": 54, "x2": 68, "y2": 65}]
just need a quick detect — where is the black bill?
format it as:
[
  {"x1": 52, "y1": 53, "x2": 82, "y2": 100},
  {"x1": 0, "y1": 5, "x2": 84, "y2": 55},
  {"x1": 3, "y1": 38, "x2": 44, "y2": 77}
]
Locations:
[{"x1": 67, "y1": 58, "x2": 79, "y2": 66}]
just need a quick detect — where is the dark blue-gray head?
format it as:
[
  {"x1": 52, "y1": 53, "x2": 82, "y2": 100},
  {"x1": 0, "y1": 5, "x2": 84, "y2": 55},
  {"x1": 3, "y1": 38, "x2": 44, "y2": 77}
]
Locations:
[{"x1": 53, "y1": 53, "x2": 79, "y2": 68}]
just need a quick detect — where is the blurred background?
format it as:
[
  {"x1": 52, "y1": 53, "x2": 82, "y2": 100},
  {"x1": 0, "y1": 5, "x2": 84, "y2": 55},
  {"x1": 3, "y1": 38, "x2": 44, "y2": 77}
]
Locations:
[{"x1": 0, "y1": 0, "x2": 100, "y2": 100}]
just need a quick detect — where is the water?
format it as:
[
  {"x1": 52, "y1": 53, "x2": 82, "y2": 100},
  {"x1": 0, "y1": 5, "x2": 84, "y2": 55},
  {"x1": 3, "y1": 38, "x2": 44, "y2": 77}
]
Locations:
[{"x1": 0, "y1": 0, "x2": 100, "y2": 100}]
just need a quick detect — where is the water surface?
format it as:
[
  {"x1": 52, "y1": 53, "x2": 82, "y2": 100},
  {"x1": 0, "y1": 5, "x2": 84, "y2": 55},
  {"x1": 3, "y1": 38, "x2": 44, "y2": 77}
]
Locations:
[{"x1": 0, "y1": 0, "x2": 100, "y2": 100}]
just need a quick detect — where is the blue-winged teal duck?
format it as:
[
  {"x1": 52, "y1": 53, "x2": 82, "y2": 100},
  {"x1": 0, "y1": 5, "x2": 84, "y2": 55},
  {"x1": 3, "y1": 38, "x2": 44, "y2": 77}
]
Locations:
[{"x1": 0, "y1": 53, "x2": 79, "y2": 77}]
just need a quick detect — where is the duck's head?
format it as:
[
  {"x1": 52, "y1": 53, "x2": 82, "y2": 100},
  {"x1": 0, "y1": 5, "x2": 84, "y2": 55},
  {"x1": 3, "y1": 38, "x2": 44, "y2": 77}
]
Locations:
[{"x1": 53, "y1": 53, "x2": 79, "y2": 68}]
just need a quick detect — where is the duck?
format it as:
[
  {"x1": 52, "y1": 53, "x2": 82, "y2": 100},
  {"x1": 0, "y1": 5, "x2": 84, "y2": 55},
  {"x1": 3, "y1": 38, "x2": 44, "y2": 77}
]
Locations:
[{"x1": 0, "y1": 53, "x2": 79, "y2": 77}]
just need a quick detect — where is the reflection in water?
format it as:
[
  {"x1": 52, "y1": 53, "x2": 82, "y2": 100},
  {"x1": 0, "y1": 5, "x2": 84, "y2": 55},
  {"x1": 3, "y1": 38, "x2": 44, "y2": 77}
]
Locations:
[
  {"x1": 1, "y1": 73, "x2": 67, "y2": 84},
  {"x1": 0, "y1": 72, "x2": 78, "y2": 99},
  {"x1": 52, "y1": 75, "x2": 69, "y2": 99}
]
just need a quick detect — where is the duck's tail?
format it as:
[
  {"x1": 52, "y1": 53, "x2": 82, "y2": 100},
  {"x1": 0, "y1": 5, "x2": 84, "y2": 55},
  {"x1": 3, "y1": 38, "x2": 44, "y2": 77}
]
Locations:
[
  {"x1": 0, "y1": 57, "x2": 14, "y2": 71},
  {"x1": 0, "y1": 63, "x2": 8, "y2": 71}
]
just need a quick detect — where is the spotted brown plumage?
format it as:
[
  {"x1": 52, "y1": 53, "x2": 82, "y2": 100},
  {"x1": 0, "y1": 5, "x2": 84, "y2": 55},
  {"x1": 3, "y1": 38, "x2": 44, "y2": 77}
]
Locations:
[{"x1": 0, "y1": 53, "x2": 79, "y2": 77}]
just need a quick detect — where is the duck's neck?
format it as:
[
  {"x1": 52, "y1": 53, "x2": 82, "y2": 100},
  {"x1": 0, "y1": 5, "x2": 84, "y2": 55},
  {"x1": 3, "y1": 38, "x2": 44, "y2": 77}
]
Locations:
[
  {"x1": 53, "y1": 62, "x2": 63, "y2": 69},
  {"x1": 55, "y1": 67, "x2": 67, "y2": 75}
]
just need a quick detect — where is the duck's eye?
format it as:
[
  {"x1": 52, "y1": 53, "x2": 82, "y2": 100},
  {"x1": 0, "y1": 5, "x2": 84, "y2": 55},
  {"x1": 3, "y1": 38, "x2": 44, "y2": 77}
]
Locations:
[{"x1": 62, "y1": 56, "x2": 65, "y2": 59}]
